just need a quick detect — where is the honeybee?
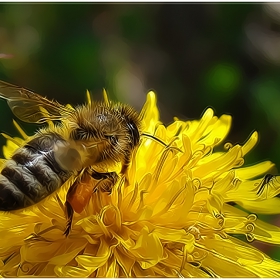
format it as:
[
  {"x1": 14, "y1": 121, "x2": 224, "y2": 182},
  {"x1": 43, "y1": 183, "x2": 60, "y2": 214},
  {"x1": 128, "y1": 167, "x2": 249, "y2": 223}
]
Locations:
[{"x1": 0, "y1": 80, "x2": 141, "y2": 236}]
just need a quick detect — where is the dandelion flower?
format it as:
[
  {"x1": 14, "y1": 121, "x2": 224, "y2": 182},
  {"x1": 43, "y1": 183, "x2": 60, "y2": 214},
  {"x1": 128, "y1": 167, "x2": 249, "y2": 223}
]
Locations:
[{"x1": 0, "y1": 91, "x2": 280, "y2": 277}]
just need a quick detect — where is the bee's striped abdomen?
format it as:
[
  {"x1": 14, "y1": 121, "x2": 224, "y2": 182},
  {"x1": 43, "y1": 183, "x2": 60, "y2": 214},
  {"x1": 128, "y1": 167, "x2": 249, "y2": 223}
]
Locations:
[{"x1": 0, "y1": 133, "x2": 72, "y2": 211}]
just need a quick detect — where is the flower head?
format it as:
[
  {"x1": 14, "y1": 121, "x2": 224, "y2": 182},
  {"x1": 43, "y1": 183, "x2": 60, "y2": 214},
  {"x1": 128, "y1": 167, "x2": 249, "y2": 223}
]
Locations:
[{"x1": 0, "y1": 91, "x2": 280, "y2": 277}]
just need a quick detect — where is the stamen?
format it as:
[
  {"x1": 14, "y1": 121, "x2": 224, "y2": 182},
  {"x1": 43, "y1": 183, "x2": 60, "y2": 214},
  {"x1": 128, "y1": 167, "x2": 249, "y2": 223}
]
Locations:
[
  {"x1": 136, "y1": 190, "x2": 148, "y2": 212},
  {"x1": 103, "y1": 89, "x2": 110, "y2": 106},
  {"x1": 127, "y1": 182, "x2": 139, "y2": 211},
  {"x1": 117, "y1": 176, "x2": 125, "y2": 209},
  {"x1": 156, "y1": 184, "x2": 186, "y2": 216},
  {"x1": 1, "y1": 133, "x2": 22, "y2": 147},
  {"x1": 12, "y1": 120, "x2": 28, "y2": 140},
  {"x1": 86, "y1": 90, "x2": 92, "y2": 106},
  {"x1": 154, "y1": 149, "x2": 171, "y2": 182}
]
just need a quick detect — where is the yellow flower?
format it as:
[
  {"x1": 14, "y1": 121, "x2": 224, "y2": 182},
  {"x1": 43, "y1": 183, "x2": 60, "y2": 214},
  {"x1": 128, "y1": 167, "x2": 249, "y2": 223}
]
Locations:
[{"x1": 0, "y1": 91, "x2": 280, "y2": 277}]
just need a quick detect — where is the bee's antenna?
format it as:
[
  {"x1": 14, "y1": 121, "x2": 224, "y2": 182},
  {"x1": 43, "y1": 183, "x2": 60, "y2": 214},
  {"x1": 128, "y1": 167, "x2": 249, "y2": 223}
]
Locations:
[
  {"x1": 141, "y1": 133, "x2": 168, "y2": 147},
  {"x1": 141, "y1": 132, "x2": 183, "y2": 153}
]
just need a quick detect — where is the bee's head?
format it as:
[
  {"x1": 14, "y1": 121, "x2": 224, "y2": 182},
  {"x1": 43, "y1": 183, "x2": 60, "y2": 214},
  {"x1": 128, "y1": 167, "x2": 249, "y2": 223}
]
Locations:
[{"x1": 68, "y1": 103, "x2": 141, "y2": 166}]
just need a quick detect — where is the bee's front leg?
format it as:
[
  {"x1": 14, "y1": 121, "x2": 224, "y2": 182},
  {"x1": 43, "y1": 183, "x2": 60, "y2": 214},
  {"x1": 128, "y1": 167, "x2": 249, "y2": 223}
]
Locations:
[
  {"x1": 121, "y1": 153, "x2": 132, "y2": 187},
  {"x1": 91, "y1": 170, "x2": 119, "y2": 194},
  {"x1": 64, "y1": 200, "x2": 74, "y2": 236},
  {"x1": 120, "y1": 153, "x2": 131, "y2": 175},
  {"x1": 64, "y1": 180, "x2": 79, "y2": 236}
]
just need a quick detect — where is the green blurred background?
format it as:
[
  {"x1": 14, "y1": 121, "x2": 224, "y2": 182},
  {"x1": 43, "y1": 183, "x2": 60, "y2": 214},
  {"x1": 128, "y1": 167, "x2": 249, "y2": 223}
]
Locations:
[{"x1": 0, "y1": 3, "x2": 280, "y2": 258}]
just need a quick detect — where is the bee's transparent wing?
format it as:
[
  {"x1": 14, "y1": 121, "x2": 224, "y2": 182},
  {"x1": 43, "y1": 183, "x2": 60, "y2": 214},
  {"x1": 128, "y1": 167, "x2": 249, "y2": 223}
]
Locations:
[{"x1": 0, "y1": 80, "x2": 74, "y2": 123}]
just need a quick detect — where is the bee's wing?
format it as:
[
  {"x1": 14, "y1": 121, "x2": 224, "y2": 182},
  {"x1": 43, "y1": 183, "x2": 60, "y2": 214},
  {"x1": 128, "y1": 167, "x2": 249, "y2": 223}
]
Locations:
[{"x1": 0, "y1": 80, "x2": 74, "y2": 123}]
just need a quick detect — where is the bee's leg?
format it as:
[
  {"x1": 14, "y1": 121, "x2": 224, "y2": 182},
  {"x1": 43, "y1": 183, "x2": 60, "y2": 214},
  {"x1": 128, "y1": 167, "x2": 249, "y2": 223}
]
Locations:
[
  {"x1": 64, "y1": 200, "x2": 74, "y2": 236},
  {"x1": 91, "y1": 170, "x2": 118, "y2": 194},
  {"x1": 64, "y1": 181, "x2": 79, "y2": 236},
  {"x1": 121, "y1": 153, "x2": 131, "y2": 186},
  {"x1": 121, "y1": 154, "x2": 131, "y2": 175}
]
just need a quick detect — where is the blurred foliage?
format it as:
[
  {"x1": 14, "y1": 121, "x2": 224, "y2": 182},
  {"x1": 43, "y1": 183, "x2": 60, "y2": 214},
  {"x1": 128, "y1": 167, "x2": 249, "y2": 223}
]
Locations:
[{"x1": 0, "y1": 3, "x2": 280, "y2": 258}]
